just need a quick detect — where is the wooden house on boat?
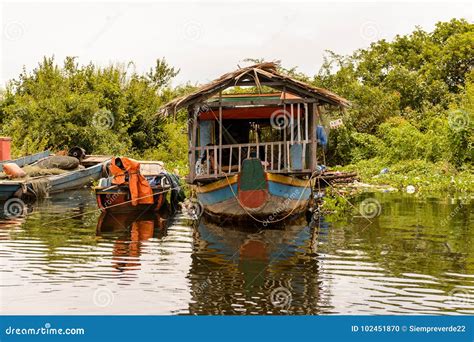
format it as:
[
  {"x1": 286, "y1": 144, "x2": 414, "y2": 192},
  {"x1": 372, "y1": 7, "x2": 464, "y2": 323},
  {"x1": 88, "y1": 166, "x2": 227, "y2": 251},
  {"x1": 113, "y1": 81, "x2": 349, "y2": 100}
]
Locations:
[{"x1": 160, "y1": 62, "x2": 349, "y2": 223}]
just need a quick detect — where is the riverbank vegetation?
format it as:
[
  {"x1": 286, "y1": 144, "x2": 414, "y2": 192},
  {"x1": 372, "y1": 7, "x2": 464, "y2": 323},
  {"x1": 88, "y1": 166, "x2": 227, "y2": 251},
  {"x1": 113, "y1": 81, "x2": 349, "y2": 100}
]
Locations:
[{"x1": 0, "y1": 19, "x2": 472, "y2": 191}]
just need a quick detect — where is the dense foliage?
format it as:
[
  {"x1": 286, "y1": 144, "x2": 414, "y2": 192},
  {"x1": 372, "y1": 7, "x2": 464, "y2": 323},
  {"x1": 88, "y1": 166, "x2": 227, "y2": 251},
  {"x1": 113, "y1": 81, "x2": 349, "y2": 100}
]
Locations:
[
  {"x1": 314, "y1": 19, "x2": 473, "y2": 165},
  {"x1": 0, "y1": 19, "x2": 472, "y2": 189},
  {"x1": 0, "y1": 56, "x2": 192, "y2": 169},
  {"x1": 311, "y1": 19, "x2": 473, "y2": 190}
]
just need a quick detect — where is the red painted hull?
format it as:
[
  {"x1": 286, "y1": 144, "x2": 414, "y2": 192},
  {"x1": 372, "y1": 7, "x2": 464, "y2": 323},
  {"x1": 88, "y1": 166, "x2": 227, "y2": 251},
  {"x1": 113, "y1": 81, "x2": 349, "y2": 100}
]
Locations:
[{"x1": 96, "y1": 191, "x2": 166, "y2": 213}]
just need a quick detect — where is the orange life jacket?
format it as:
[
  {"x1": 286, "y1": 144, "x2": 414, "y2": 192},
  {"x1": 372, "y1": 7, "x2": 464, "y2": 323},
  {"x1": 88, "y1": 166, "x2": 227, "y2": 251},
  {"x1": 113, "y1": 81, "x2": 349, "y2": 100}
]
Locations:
[{"x1": 109, "y1": 157, "x2": 154, "y2": 206}]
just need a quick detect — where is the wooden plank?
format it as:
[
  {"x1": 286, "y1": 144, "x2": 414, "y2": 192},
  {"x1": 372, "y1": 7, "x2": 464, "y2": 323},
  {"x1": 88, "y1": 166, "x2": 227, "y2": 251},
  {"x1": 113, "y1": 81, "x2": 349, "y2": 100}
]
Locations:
[
  {"x1": 213, "y1": 145, "x2": 218, "y2": 176},
  {"x1": 287, "y1": 141, "x2": 290, "y2": 172},
  {"x1": 302, "y1": 142, "x2": 306, "y2": 170},
  {"x1": 290, "y1": 103, "x2": 294, "y2": 144},
  {"x1": 206, "y1": 98, "x2": 318, "y2": 108},
  {"x1": 233, "y1": 80, "x2": 285, "y2": 87},
  {"x1": 270, "y1": 143, "x2": 274, "y2": 171},
  {"x1": 256, "y1": 128, "x2": 259, "y2": 159},
  {"x1": 282, "y1": 89, "x2": 287, "y2": 171},
  {"x1": 206, "y1": 146, "x2": 210, "y2": 176},
  {"x1": 238, "y1": 146, "x2": 241, "y2": 172},
  {"x1": 297, "y1": 103, "x2": 301, "y2": 141},
  {"x1": 188, "y1": 107, "x2": 196, "y2": 182},
  {"x1": 266, "y1": 82, "x2": 340, "y2": 107},
  {"x1": 193, "y1": 140, "x2": 310, "y2": 151},
  {"x1": 315, "y1": 105, "x2": 320, "y2": 168},
  {"x1": 308, "y1": 103, "x2": 317, "y2": 172},
  {"x1": 218, "y1": 92, "x2": 223, "y2": 175},
  {"x1": 264, "y1": 144, "x2": 268, "y2": 171},
  {"x1": 228, "y1": 146, "x2": 232, "y2": 174},
  {"x1": 305, "y1": 103, "x2": 309, "y2": 141},
  {"x1": 278, "y1": 143, "x2": 281, "y2": 171},
  {"x1": 192, "y1": 168, "x2": 314, "y2": 182}
]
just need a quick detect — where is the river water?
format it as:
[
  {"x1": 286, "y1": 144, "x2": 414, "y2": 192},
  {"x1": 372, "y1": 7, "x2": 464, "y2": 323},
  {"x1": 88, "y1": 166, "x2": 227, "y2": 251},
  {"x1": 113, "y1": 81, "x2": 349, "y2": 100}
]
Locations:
[{"x1": 1, "y1": 189, "x2": 473, "y2": 315}]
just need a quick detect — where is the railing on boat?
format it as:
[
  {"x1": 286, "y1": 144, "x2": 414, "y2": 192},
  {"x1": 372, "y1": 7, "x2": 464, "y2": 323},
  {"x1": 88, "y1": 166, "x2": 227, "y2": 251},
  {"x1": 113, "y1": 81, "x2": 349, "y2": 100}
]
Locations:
[{"x1": 192, "y1": 140, "x2": 313, "y2": 180}]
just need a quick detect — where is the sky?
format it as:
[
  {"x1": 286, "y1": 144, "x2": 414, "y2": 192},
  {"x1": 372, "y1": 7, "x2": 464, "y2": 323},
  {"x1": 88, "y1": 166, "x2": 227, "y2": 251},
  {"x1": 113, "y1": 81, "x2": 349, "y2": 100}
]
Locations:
[{"x1": 0, "y1": 0, "x2": 472, "y2": 87}]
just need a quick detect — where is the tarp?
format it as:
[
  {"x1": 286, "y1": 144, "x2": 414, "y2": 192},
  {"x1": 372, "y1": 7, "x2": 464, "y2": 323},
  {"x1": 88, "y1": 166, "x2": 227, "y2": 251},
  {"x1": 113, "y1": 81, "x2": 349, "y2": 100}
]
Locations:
[
  {"x1": 109, "y1": 157, "x2": 154, "y2": 206},
  {"x1": 36, "y1": 156, "x2": 79, "y2": 170}
]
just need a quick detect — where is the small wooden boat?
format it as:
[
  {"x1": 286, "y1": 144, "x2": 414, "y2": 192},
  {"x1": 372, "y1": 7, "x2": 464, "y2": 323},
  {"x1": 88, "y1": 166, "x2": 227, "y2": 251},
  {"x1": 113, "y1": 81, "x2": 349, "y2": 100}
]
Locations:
[
  {"x1": 94, "y1": 161, "x2": 178, "y2": 213},
  {"x1": 0, "y1": 150, "x2": 50, "y2": 172},
  {"x1": 159, "y1": 62, "x2": 349, "y2": 224},
  {"x1": 0, "y1": 161, "x2": 106, "y2": 202}
]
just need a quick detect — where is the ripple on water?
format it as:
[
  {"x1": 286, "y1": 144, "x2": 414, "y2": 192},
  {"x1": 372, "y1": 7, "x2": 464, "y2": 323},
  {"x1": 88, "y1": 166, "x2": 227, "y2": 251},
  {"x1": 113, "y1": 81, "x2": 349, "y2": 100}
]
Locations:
[{"x1": 0, "y1": 191, "x2": 472, "y2": 314}]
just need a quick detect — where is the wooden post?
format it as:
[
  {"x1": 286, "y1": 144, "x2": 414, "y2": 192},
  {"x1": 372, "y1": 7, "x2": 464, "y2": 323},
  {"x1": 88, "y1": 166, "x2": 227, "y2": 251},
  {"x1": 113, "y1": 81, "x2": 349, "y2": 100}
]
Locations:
[
  {"x1": 297, "y1": 103, "x2": 301, "y2": 141},
  {"x1": 308, "y1": 102, "x2": 317, "y2": 172},
  {"x1": 304, "y1": 103, "x2": 308, "y2": 170},
  {"x1": 270, "y1": 143, "x2": 274, "y2": 171},
  {"x1": 228, "y1": 146, "x2": 232, "y2": 173},
  {"x1": 238, "y1": 146, "x2": 242, "y2": 172},
  {"x1": 214, "y1": 145, "x2": 218, "y2": 176},
  {"x1": 287, "y1": 141, "x2": 290, "y2": 172},
  {"x1": 290, "y1": 103, "x2": 294, "y2": 144},
  {"x1": 282, "y1": 88, "x2": 287, "y2": 170},
  {"x1": 264, "y1": 144, "x2": 267, "y2": 171},
  {"x1": 278, "y1": 143, "x2": 281, "y2": 171},
  {"x1": 218, "y1": 92, "x2": 223, "y2": 175},
  {"x1": 315, "y1": 105, "x2": 320, "y2": 168},
  {"x1": 305, "y1": 103, "x2": 309, "y2": 142},
  {"x1": 206, "y1": 146, "x2": 210, "y2": 176},
  {"x1": 188, "y1": 106, "x2": 197, "y2": 182}
]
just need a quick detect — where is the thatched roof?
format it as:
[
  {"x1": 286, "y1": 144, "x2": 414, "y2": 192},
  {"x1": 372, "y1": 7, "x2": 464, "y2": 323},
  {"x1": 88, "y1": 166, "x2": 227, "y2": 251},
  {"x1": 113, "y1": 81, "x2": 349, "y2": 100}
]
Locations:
[{"x1": 159, "y1": 62, "x2": 350, "y2": 115}]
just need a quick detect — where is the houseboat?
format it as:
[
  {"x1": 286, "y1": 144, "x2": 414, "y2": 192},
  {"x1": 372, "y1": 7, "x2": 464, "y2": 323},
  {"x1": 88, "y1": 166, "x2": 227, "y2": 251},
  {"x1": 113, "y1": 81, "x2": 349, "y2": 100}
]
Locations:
[{"x1": 160, "y1": 62, "x2": 349, "y2": 224}]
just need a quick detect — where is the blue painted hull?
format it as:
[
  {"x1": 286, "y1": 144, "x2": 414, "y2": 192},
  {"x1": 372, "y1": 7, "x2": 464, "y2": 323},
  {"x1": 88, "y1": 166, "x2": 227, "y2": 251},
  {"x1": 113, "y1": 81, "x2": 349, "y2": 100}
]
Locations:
[
  {"x1": 198, "y1": 180, "x2": 311, "y2": 205},
  {"x1": 0, "y1": 163, "x2": 104, "y2": 201},
  {"x1": 196, "y1": 174, "x2": 312, "y2": 220},
  {"x1": 0, "y1": 150, "x2": 50, "y2": 172}
]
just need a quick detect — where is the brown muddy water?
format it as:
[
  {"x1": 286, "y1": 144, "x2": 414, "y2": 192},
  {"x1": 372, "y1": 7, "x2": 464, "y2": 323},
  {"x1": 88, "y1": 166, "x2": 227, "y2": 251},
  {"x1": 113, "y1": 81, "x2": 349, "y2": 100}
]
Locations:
[{"x1": 0, "y1": 189, "x2": 473, "y2": 315}]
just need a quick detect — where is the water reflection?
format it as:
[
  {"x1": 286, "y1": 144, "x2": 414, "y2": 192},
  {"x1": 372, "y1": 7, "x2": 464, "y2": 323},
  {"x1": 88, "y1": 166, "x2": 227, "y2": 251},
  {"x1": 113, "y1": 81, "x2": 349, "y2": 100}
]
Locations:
[
  {"x1": 96, "y1": 210, "x2": 172, "y2": 272},
  {"x1": 0, "y1": 190, "x2": 472, "y2": 314},
  {"x1": 188, "y1": 217, "x2": 326, "y2": 314}
]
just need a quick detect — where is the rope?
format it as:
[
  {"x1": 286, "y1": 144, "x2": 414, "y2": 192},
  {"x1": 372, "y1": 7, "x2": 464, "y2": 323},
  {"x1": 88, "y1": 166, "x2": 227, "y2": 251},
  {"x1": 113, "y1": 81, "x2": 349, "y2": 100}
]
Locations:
[{"x1": 222, "y1": 170, "x2": 320, "y2": 224}]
